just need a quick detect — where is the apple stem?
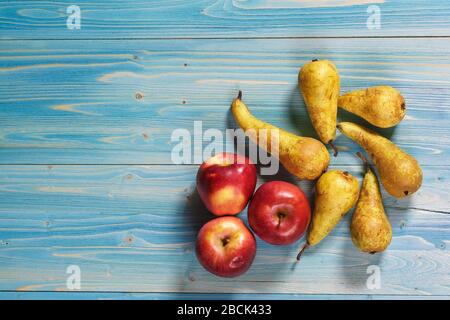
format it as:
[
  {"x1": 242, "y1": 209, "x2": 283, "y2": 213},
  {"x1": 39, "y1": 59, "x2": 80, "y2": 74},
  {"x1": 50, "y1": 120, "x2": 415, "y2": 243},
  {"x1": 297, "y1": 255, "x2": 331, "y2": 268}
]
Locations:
[
  {"x1": 329, "y1": 141, "x2": 338, "y2": 157},
  {"x1": 356, "y1": 152, "x2": 369, "y2": 173},
  {"x1": 237, "y1": 90, "x2": 242, "y2": 100},
  {"x1": 277, "y1": 213, "x2": 285, "y2": 228},
  {"x1": 221, "y1": 237, "x2": 230, "y2": 247},
  {"x1": 296, "y1": 243, "x2": 309, "y2": 261}
]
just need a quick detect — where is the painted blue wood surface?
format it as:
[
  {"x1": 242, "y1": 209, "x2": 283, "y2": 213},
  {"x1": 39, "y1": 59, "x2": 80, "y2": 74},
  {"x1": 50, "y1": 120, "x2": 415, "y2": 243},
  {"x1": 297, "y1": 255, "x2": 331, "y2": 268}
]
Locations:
[
  {"x1": 0, "y1": 38, "x2": 449, "y2": 165},
  {"x1": 1, "y1": 1, "x2": 450, "y2": 39},
  {"x1": 0, "y1": 1, "x2": 449, "y2": 300},
  {"x1": 0, "y1": 165, "x2": 448, "y2": 295},
  {"x1": 1, "y1": 292, "x2": 448, "y2": 300}
]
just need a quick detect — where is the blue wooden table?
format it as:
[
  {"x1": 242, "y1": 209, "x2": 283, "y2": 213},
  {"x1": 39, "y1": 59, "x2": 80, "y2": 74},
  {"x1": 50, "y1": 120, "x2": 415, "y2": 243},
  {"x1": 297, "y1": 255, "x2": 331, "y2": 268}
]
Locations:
[{"x1": 0, "y1": 1, "x2": 449, "y2": 300}]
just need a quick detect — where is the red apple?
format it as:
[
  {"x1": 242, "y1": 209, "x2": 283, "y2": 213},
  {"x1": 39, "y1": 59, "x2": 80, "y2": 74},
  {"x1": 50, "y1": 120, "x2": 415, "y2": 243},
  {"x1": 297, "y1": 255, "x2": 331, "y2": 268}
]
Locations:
[
  {"x1": 196, "y1": 216, "x2": 256, "y2": 277},
  {"x1": 248, "y1": 181, "x2": 311, "y2": 245},
  {"x1": 196, "y1": 152, "x2": 257, "y2": 216}
]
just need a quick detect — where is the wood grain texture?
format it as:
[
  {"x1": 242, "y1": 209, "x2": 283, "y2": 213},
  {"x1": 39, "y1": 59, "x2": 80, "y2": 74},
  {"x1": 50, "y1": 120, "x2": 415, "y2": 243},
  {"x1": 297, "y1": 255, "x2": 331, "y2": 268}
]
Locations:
[
  {"x1": 1, "y1": 38, "x2": 449, "y2": 165},
  {"x1": 1, "y1": 1, "x2": 450, "y2": 300},
  {"x1": 1, "y1": 292, "x2": 448, "y2": 300},
  {"x1": 0, "y1": 165, "x2": 448, "y2": 295},
  {"x1": 1, "y1": 1, "x2": 450, "y2": 39}
]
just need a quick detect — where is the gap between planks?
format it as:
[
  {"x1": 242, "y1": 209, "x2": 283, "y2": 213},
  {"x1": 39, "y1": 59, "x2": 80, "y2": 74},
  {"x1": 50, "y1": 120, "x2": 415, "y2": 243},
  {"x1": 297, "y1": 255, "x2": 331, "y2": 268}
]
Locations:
[
  {"x1": 1, "y1": 289, "x2": 450, "y2": 297},
  {"x1": 2, "y1": 36, "x2": 450, "y2": 42},
  {"x1": 0, "y1": 164, "x2": 448, "y2": 167}
]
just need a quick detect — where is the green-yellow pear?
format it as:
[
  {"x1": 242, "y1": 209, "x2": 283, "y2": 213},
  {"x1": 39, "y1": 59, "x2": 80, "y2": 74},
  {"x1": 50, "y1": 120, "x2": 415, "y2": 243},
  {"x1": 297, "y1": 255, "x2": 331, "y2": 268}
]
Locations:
[
  {"x1": 337, "y1": 122, "x2": 422, "y2": 198},
  {"x1": 351, "y1": 152, "x2": 392, "y2": 253},
  {"x1": 299, "y1": 59, "x2": 340, "y2": 155},
  {"x1": 231, "y1": 91, "x2": 330, "y2": 180},
  {"x1": 338, "y1": 86, "x2": 405, "y2": 128},
  {"x1": 297, "y1": 170, "x2": 359, "y2": 260}
]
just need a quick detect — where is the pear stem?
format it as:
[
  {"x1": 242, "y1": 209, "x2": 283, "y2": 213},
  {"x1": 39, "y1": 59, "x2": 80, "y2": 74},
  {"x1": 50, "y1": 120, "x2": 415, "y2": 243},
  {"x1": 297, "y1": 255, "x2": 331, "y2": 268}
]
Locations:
[
  {"x1": 329, "y1": 141, "x2": 338, "y2": 157},
  {"x1": 296, "y1": 243, "x2": 309, "y2": 261},
  {"x1": 237, "y1": 90, "x2": 242, "y2": 100},
  {"x1": 356, "y1": 152, "x2": 369, "y2": 173}
]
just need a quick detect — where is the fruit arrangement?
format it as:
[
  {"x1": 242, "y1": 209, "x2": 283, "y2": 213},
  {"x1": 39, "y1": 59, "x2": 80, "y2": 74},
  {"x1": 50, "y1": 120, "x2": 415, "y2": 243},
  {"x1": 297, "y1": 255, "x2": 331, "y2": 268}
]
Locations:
[{"x1": 194, "y1": 59, "x2": 423, "y2": 277}]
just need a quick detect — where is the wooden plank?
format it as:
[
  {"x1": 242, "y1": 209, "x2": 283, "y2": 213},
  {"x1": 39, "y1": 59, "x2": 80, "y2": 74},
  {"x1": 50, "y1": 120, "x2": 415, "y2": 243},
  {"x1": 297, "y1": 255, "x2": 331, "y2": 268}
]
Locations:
[
  {"x1": 1, "y1": 1, "x2": 450, "y2": 39},
  {"x1": 0, "y1": 38, "x2": 449, "y2": 165},
  {"x1": 0, "y1": 164, "x2": 448, "y2": 295},
  {"x1": 1, "y1": 291, "x2": 448, "y2": 300}
]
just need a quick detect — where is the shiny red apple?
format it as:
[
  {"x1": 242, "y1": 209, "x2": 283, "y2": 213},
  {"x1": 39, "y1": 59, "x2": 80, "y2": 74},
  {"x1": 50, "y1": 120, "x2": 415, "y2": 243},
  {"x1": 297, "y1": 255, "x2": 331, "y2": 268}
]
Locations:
[
  {"x1": 196, "y1": 152, "x2": 257, "y2": 216},
  {"x1": 248, "y1": 181, "x2": 311, "y2": 245},
  {"x1": 196, "y1": 216, "x2": 257, "y2": 277}
]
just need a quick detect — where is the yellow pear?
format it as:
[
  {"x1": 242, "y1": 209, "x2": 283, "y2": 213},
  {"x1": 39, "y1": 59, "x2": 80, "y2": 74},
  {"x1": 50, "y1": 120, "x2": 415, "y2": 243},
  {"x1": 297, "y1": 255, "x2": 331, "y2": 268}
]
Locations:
[
  {"x1": 338, "y1": 86, "x2": 405, "y2": 128},
  {"x1": 231, "y1": 91, "x2": 330, "y2": 180},
  {"x1": 337, "y1": 122, "x2": 422, "y2": 198},
  {"x1": 351, "y1": 152, "x2": 392, "y2": 253},
  {"x1": 297, "y1": 170, "x2": 359, "y2": 260},
  {"x1": 299, "y1": 59, "x2": 340, "y2": 155}
]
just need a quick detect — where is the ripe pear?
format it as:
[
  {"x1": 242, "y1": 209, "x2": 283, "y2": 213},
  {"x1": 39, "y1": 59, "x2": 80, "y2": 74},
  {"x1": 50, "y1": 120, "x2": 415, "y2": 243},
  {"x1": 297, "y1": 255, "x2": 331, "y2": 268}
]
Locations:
[
  {"x1": 299, "y1": 59, "x2": 340, "y2": 155},
  {"x1": 351, "y1": 152, "x2": 392, "y2": 253},
  {"x1": 297, "y1": 170, "x2": 359, "y2": 260},
  {"x1": 338, "y1": 86, "x2": 405, "y2": 128},
  {"x1": 337, "y1": 122, "x2": 423, "y2": 198},
  {"x1": 231, "y1": 91, "x2": 330, "y2": 180}
]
